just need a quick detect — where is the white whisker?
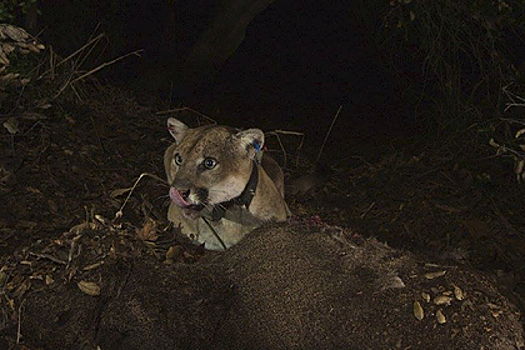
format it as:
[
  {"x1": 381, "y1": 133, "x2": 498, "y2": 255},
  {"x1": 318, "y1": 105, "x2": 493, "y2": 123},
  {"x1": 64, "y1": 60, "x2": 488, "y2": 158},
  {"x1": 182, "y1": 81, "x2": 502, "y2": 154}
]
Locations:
[
  {"x1": 203, "y1": 203, "x2": 215, "y2": 210},
  {"x1": 215, "y1": 203, "x2": 228, "y2": 211}
]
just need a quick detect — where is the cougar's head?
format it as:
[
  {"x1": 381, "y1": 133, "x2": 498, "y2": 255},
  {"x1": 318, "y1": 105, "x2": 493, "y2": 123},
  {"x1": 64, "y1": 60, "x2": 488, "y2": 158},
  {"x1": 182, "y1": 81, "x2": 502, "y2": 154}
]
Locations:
[{"x1": 164, "y1": 117, "x2": 264, "y2": 219}]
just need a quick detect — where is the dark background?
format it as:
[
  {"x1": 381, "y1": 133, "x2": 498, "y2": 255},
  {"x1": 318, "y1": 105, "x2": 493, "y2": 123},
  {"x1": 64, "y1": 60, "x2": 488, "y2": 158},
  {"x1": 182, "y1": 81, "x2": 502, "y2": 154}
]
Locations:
[
  {"x1": 33, "y1": 0, "x2": 422, "y2": 155},
  {"x1": 22, "y1": 0, "x2": 522, "y2": 155}
]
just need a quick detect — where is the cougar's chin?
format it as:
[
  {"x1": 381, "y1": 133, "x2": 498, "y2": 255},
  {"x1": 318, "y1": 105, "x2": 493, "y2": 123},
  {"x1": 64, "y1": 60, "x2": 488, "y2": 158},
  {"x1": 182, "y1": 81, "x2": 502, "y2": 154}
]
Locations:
[{"x1": 182, "y1": 207, "x2": 203, "y2": 219}]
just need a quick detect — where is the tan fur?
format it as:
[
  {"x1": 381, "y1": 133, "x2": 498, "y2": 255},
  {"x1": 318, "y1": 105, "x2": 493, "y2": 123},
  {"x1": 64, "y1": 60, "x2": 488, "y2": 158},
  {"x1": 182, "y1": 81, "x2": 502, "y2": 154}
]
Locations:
[{"x1": 164, "y1": 118, "x2": 290, "y2": 250}]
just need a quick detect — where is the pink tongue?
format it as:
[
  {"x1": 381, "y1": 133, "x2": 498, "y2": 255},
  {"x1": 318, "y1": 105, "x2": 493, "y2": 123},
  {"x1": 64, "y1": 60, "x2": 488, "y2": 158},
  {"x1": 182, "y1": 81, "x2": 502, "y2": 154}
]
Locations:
[{"x1": 169, "y1": 187, "x2": 191, "y2": 207}]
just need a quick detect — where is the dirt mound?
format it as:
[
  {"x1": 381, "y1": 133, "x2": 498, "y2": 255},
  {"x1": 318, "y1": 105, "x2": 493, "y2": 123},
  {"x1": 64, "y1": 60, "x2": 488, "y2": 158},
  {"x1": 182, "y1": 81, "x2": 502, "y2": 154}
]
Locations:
[{"x1": 3, "y1": 220, "x2": 522, "y2": 350}]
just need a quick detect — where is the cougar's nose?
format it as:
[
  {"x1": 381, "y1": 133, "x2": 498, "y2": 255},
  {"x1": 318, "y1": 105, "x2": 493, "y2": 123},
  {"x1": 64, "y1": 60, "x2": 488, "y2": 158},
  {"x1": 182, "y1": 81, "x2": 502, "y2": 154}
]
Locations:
[
  {"x1": 172, "y1": 178, "x2": 191, "y2": 192},
  {"x1": 195, "y1": 187, "x2": 208, "y2": 202}
]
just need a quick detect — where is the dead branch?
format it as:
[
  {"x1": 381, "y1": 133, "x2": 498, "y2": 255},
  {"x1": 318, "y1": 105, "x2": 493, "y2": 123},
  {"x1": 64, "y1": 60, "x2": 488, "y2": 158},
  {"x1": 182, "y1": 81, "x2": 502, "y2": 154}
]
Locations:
[{"x1": 71, "y1": 49, "x2": 143, "y2": 84}]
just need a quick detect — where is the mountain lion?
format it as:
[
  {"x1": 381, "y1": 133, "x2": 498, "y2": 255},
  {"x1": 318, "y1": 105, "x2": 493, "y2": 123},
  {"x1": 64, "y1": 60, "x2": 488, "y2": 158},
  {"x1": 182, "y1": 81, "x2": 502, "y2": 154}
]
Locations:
[{"x1": 164, "y1": 118, "x2": 290, "y2": 250}]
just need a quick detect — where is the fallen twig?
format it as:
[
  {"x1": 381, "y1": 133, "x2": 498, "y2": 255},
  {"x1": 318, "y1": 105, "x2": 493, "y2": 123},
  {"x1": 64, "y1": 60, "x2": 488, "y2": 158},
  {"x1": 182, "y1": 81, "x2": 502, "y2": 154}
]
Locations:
[
  {"x1": 360, "y1": 202, "x2": 376, "y2": 220},
  {"x1": 317, "y1": 104, "x2": 343, "y2": 164},
  {"x1": 28, "y1": 252, "x2": 66, "y2": 265},
  {"x1": 16, "y1": 299, "x2": 26, "y2": 344},
  {"x1": 115, "y1": 172, "x2": 168, "y2": 220},
  {"x1": 266, "y1": 130, "x2": 305, "y2": 168}
]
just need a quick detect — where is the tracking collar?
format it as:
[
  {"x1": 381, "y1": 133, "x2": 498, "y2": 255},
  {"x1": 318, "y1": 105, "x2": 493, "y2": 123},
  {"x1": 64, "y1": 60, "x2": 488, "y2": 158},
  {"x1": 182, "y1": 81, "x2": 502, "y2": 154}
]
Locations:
[{"x1": 210, "y1": 160, "x2": 259, "y2": 221}]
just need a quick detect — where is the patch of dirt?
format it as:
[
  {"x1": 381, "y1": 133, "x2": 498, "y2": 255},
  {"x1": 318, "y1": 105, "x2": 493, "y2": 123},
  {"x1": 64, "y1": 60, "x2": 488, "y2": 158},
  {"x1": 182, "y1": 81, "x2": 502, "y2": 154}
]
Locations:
[
  {"x1": 0, "y1": 219, "x2": 524, "y2": 349},
  {"x1": 0, "y1": 87, "x2": 170, "y2": 257},
  {"x1": 289, "y1": 131, "x2": 525, "y2": 320}
]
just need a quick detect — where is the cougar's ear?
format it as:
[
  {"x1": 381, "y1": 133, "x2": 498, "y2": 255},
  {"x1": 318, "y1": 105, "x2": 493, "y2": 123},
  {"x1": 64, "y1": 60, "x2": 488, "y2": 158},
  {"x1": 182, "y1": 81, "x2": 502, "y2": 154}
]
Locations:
[
  {"x1": 235, "y1": 128, "x2": 265, "y2": 159},
  {"x1": 167, "y1": 118, "x2": 188, "y2": 143}
]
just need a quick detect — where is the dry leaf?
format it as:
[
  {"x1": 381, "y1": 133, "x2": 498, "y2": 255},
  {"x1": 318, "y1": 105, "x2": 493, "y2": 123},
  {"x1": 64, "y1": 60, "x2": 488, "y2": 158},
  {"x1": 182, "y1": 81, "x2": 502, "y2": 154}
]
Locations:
[
  {"x1": 136, "y1": 219, "x2": 158, "y2": 241},
  {"x1": 36, "y1": 102, "x2": 52, "y2": 109},
  {"x1": 0, "y1": 270, "x2": 7, "y2": 285},
  {"x1": 424, "y1": 270, "x2": 446, "y2": 279},
  {"x1": 434, "y1": 295, "x2": 453, "y2": 306},
  {"x1": 45, "y1": 274, "x2": 54, "y2": 285},
  {"x1": 83, "y1": 261, "x2": 104, "y2": 271},
  {"x1": 453, "y1": 285, "x2": 464, "y2": 301},
  {"x1": 94, "y1": 214, "x2": 109, "y2": 225},
  {"x1": 0, "y1": 55, "x2": 9, "y2": 65},
  {"x1": 413, "y1": 301, "x2": 424, "y2": 320},
  {"x1": 26, "y1": 186, "x2": 42, "y2": 194},
  {"x1": 3, "y1": 117, "x2": 19, "y2": 134},
  {"x1": 166, "y1": 245, "x2": 183, "y2": 261},
  {"x1": 515, "y1": 128, "x2": 525, "y2": 138},
  {"x1": 7, "y1": 298, "x2": 14, "y2": 310},
  {"x1": 436, "y1": 309, "x2": 446, "y2": 324},
  {"x1": 77, "y1": 281, "x2": 100, "y2": 296},
  {"x1": 69, "y1": 222, "x2": 99, "y2": 235}
]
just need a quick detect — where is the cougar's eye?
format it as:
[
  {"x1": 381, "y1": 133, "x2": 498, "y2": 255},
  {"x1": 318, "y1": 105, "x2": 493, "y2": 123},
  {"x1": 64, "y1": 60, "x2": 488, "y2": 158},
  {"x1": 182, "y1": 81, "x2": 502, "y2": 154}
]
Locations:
[
  {"x1": 174, "y1": 153, "x2": 183, "y2": 165},
  {"x1": 203, "y1": 157, "x2": 217, "y2": 170}
]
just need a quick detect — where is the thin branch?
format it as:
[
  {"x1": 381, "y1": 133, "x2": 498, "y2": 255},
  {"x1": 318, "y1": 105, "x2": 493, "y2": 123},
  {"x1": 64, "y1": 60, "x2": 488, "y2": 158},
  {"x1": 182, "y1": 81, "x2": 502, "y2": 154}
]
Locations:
[
  {"x1": 71, "y1": 50, "x2": 143, "y2": 84},
  {"x1": 16, "y1": 299, "x2": 26, "y2": 344},
  {"x1": 29, "y1": 252, "x2": 67, "y2": 265},
  {"x1": 115, "y1": 173, "x2": 168, "y2": 220},
  {"x1": 317, "y1": 105, "x2": 343, "y2": 164},
  {"x1": 56, "y1": 33, "x2": 106, "y2": 69}
]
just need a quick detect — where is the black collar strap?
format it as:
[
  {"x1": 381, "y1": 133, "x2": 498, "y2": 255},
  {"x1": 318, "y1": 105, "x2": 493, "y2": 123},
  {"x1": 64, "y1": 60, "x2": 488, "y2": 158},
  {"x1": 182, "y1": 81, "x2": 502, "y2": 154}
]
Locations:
[{"x1": 210, "y1": 160, "x2": 259, "y2": 221}]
